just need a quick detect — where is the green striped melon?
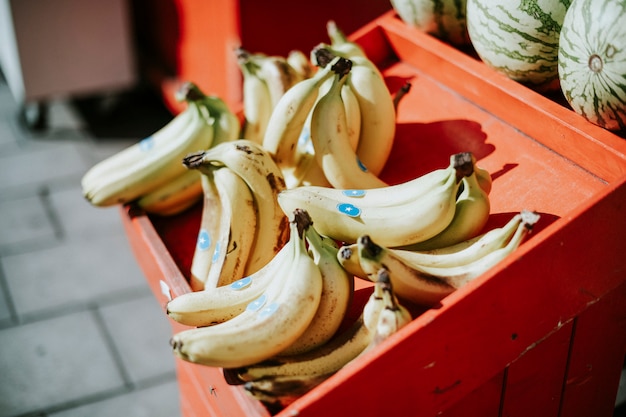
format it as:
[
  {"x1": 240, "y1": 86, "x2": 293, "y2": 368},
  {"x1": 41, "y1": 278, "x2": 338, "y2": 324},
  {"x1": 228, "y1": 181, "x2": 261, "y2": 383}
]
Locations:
[
  {"x1": 391, "y1": 0, "x2": 470, "y2": 46},
  {"x1": 466, "y1": 0, "x2": 571, "y2": 89},
  {"x1": 558, "y1": 0, "x2": 626, "y2": 132}
]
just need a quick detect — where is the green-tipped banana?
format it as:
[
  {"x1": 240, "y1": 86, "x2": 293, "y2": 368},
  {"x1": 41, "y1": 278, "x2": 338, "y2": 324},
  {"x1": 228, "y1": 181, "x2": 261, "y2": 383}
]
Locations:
[{"x1": 82, "y1": 82, "x2": 215, "y2": 207}]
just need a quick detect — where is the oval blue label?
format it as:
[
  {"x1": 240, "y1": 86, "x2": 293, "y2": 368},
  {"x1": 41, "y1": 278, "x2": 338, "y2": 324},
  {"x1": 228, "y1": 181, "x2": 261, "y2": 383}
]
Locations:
[
  {"x1": 139, "y1": 136, "x2": 154, "y2": 151},
  {"x1": 342, "y1": 189, "x2": 366, "y2": 197},
  {"x1": 246, "y1": 294, "x2": 267, "y2": 312},
  {"x1": 230, "y1": 276, "x2": 252, "y2": 291},
  {"x1": 258, "y1": 302, "x2": 280, "y2": 319},
  {"x1": 211, "y1": 242, "x2": 221, "y2": 263},
  {"x1": 197, "y1": 229, "x2": 211, "y2": 251},
  {"x1": 337, "y1": 203, "x2": 361, "y2": 218}
]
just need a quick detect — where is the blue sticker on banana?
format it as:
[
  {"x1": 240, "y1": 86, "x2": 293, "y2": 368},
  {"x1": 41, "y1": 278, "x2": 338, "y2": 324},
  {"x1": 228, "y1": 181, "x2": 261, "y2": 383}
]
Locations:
[
  {"x1": 337, "y1": 203, "x2": 361, "y2": 218},
  {"x1": 197, "y1": 229, "x2": 211, "y2": 251},
  {"x1": 212, "y1": 242, "x2": 221, "y2": 263},
  {"x1": 342, "y1": 189, "x2": 366, "y2": 197},
  {"x1": 258, "y1": 302, "x2": 280, "y2": 319},
  {"x1": 246, "y1": 294, "x2": 267, "y2": 312},
  {"x1": 230, "y1": 276, "x2": 252, "y2": 290},
  {"x1": 357, "y1": 156, "x2": 368, "y2": 172},
  {"x1": 139, "y1": 136, "x2": 154, "y2": 151}
]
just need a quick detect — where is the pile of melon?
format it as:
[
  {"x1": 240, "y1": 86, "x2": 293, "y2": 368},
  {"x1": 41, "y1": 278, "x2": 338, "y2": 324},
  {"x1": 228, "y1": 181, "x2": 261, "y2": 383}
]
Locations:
[{"x1": 390, "y1": 0, "x2": 626, "y2": 132}]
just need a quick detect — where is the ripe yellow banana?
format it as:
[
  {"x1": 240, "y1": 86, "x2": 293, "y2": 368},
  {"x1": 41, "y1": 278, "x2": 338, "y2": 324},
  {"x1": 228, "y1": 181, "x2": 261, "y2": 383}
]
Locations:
[
  {"x1": 363, "y1": 268, "x2": 413, "y2": 351},
  {"x1": 170, "y1": 209, "x2": 323, "y2": 368},
  {"x1": 402, "y1": 167, "x2": 491, "y2": 251},
  {"x1": 204, "y1": 167, "x2": 257, "y2": 289},
  {"x1": 357, "y1": 210, "x2": 540, "y2": 305},
  {"x1": 262, "y1": 57, "x2": 341, "y2": 169},
  {"x1": 246, "y1": 50, "x2": 304, "y2": 109},
  {"x1": 309, "y1": 61, "x2": 387, "y2": 189},
  {"x1": 314, "y1": 37, "x2": 396, "y2": 177},
  {"x1": 337, "y1": 243, "x2": 368, "y2": 280},
  {"x1": 278, "y1": 219, "x2": 354, "y2": 356},
  {"x1": 166, "y1": 219, "x2": 297, "y2": 327},
  {"x1": 325, "y1": 20, "x2": 367, "y2": 58},
  {"x1": 188, "y1": 172, "x2": 222, "y2": 291},
  {"x1": 82, "y1": 82, "x2": 215, "y2": 207},
  {"x1": 230, "y1": 274, "x2": 387, "y2": 382},
  {"x1": 287, "y1": 49, "x2": 316, "y2": 79},
  {"x1": 278, "y1": 152, "x2": 473, "y2": 246},
  {"x1": 135, "y1": 169, "x2": 203, "y2": 216},
  {"x1": 238, "y1": 53, "x2": 273, "y2": 144},
  {"x1": 183, "y1": 140, "x2": 290, "y2": 276}
]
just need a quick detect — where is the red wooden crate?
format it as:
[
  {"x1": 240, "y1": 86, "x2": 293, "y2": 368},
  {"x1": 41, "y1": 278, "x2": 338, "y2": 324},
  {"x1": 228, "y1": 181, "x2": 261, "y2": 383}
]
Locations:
[{"x1": 121, "y1": 10, "x2": 626, "y2": 417}]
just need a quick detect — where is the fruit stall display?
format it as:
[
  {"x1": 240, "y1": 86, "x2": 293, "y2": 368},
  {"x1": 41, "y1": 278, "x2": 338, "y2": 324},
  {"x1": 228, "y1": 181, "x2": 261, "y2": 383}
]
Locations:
[{"x1": 83, "y1": 3, "x2": 626, "y2": 417}]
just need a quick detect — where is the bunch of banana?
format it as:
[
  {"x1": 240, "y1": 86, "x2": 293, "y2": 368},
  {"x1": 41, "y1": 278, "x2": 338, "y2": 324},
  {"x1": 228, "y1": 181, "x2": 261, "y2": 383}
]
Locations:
[
  {"x1": 277, "y1": 152, "x2": 478, "y2": 247},
  {"x1": 182, "y1": 140, "x2": 290, "y2": 291},
  {"x1": 237, "y1": 48, "x2": 311, "y2": 144},
  {"x1": 170, "y1": 209, "x2": 326, "y2": 368},
  {"x1": 229, "y1": 268, "x2": 411, "y2": 411},
  {"x1": 348, "y1": 210, "x2": 540, "y2": 306},
  {"x1": 81, "y1": 82, "x2": 214, "y2": 210},
  {"x1": 81, "y1": 82, "x2": 241, "y2": 216}
]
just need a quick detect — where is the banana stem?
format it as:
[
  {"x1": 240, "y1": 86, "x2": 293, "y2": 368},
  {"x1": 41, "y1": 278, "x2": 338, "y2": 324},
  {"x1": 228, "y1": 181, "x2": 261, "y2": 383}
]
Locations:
[
  {"x1": 452, "y1": 152, "x2": 475, "y2": 182},
  {"x1": 393, "y1": 82, "x2": 412, "y2": 112}
]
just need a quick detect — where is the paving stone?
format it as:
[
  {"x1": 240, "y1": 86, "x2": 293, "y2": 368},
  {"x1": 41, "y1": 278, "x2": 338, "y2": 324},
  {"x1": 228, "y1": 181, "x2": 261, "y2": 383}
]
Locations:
[
  {"x1": 48, "y1": 380, "x2": 181, "y2": 417},
  {"x1": 0, "y1": 311, "x2": 124, "y2": 417},
  {"x1": 99, "y1": 296, "x2": 176, "y2": 384},
  {"x1": 48, "y1": 185, "x2": 127, "y2": 241},
  {"x1": 0, "y1": 278, "x2": 14, "y2": 326},
  {"x1": 0, "y1": 194, "x2": 57, "y2": 249},
  {"x1": 2, "y1": 234, "x2": 149, "y2": 318},
  {"x1": 0, "y1": 141, "x2": 91, "y2": 193}
]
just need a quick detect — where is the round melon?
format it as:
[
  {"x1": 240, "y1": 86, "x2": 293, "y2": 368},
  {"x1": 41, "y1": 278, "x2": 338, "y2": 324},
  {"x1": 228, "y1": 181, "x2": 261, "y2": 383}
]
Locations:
[
  {"x1": 558, "y1": 0, "x2": 626, "y2": 132},
  {"x1": 466, "y1": 0, "x2": 571, "y2": 89},
  {"x1": 391, "y1": 0, "x2": 470, "y2": 46}
]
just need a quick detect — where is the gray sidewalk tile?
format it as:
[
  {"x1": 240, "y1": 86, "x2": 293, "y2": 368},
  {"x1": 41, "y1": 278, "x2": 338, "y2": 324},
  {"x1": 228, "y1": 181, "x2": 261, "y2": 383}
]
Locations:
[
  {"x1": 2, "y1": 234, "x2": 149, "y2": 319},
  {"x1": 98, "y1": 296, "x2": 176, "y2": 384},
  {"x1": 48, "y1": 380, "x2": 181, "y2": 417},
  {"x1": 48, "y1": 185, "x2": 128, "y2": 241},
  {"x1": 0, "y1": 194, "x2": 57, "y2": 249},
  {"x1": 0, "y1": 141, "x2": 91, "y2": 194},
  {"x1": 0, "y1": 277, "x2": 14, "y2": 326},
  {"x1": 0, "y1": 311, "x2": 125, "y2": 417}
]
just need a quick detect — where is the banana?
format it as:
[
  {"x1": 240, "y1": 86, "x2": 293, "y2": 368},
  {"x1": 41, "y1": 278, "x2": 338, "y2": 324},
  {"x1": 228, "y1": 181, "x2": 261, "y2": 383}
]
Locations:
[
  {"x1": 337, "y1": 243, "x2": 368, "y2": 280},
  {"x1": 170, "y1": 209, "x2": 324, "y2": 368},
  {"x1": 135, "y1": 169, "x2": 203, "y2": 216},
  {"x1": 278, "y1": 219, "x2": 354, "y2": 356},
  {"x1": 203, "y1": 167, "x2": 257, "y2": 289},
  {"x1": 287, "y1": 49, "x2": 316, "y2": 80},
  {"x1": 363, "y1": 268, "x2": 413, "y2": 351},
  {"x1": 325, "y1": 20, "x2": 367, "y2": 58},
  {"x1": 358, "y1": 234, "x2": 455, "y2": 306},
  {"x1": 277, "y1": 152, "x2": 473, "y2": 246},
  {"x1": 309, "y1": 61, "x2": 387, "y2": 189},
  {"x1": 402, "y1": 167, "x2": 491, "y2": 251},
  {"x1": 183, "y1": 140, "x2": 290, "y2": 276},
  {"x1": 262, "y1": 57, "x2": 342, "y2": 169},
  {"x1": 82, "y1": 82, "x2": 215, "y2": 207},
  {"x1": 247, "y1": 51, "x2": 304, "y2": 109},
  {"x1": 230, "y1": 274, "x2": 387, "y2": 383},
  {"x1": 357, "y1": 210, "x2": 540, "y2": 305},
  {"x1": 238, "y1": 53, "x2": 273, "y2": 144},
  {"x1": 313, "y1": 40, "x2": 396, "y2": 177},
  {"x1": 166, "y1": 217, "x2": 297, "y2": 327},
  {"x1": 373, "y1": 212, "x2": 524, "y2": 271},
  {"x1": 201, "y1": 94, "x2": 241, "y2": 146},
  {"x1": 242, "y1": 373, "x2": 332, "y2": 412},
  {"x1": 188, "y1": 172, "x2": 222, "y2": 291}
]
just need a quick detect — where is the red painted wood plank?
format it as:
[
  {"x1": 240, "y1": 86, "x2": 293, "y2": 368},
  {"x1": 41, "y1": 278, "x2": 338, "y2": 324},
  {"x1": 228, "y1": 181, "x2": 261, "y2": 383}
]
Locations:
[{"x1": 560, "y1": 281, "x2": 626, "y2": 417}]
